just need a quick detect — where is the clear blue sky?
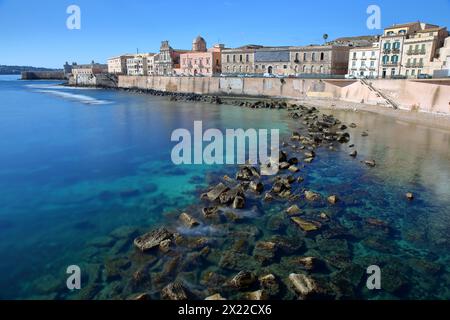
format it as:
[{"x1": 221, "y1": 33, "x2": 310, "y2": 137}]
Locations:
[{"x1": 1, "y1": 0, "x2": 449, "y2": 68}]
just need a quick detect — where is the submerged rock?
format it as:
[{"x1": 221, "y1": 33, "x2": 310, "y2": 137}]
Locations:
[
  {"x1": 364, "y1": 160, "x2": 376, "y2": 167},
  {"x1": 327, "y1": 195, "x2": 339, "y2": 205},
  {"x1": 230, "y1": 271, "x2": 256, "y2": 290},
  {"x1": 179, "y1": 213, "x2": 200, "y2": 228},
  {"x1": 293, "y1": 257, "x2": 324, "y2": 271},
  {"x1": 233, "y1": 196, "x2": 245, "y2": 209},
  {"x1": 288, "y1": 273, "x2": 319, "y2": 299},
  {"x1": 161, "y1": 281, "x2": 189, "y2": 300},
  {"x1": 349, "y1": 150, "x2": 358, "y2": 158},
  {"x1": 249, "y1": 181, "x2": 264, "y2": 193},
  {"x1": 305, "y1": 190, "x2": 321, "y2": 201},
  {"x1": 244, "y1": 290, "x2": 268, "y2": 300},
  {"x1": 134, "y1": 227, "x2": 172, "y2": 252},
  {"x1": 291, "y1": 217, "x2": 320, "y2": 232},
  {"x1": 202, "y1": 207, "x2": 219, "y2": 219},
  {"x1": 205, "y1": 293, "x2": 226, "y2": 300},
  {"x1": 286, "y1": 204, "x2": 301, "y2": 216},
  {"x1": 253, "y1": 241, "x2": 277, "y2": 265},
  {"x1": 206, "y1": 183, "x2": 230, "y2": 202},
  {"x1": 259, "y1": 274, "x2": 280, "y2": 297}
]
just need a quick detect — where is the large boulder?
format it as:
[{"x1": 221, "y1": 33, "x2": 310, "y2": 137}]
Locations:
[
  {"x1": 134, "y1": 227, "x2": 172, "y2": 252},
  {"x1": 179, "y1": 213, "x2": 200, "y2": 228},
  {"x1": 206, "y1": 183, "x2": 229, "y2": 202}
]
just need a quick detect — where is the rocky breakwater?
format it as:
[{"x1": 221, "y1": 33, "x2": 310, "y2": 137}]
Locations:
[
  {"x1": 123, "y1": 104, "x2": 390, "y2": 300},
  {"x1": 71, "y1": 101, "x2": 427, "y2": 301}
]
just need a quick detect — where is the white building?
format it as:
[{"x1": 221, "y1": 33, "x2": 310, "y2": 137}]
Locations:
[
  {"x1": 126, "y1": 53, "x2": 156, "y2": 76},
  {"x1": 107, "y1": 55, "x2": 133, "y2": 74},
  {"x1": 348, "y1": 43, "x2": 380, "y2": 78}
]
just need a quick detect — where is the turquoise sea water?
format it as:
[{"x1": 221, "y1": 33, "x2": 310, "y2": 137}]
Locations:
[{"x1": 0, "y1": 75, "x2": 449, "y2": 299}]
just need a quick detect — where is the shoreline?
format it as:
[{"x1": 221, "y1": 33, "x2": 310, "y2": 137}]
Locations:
[{"x1": 74, "y1": 83, "x2": 450, "y2": 132}]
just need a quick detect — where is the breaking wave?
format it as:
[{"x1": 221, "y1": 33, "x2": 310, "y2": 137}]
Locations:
[{"x1": 35, "y1": 89, "x2": 111, "y2": 105}]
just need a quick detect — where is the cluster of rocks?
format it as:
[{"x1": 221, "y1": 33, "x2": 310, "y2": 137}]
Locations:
[
  {"x1": 104, "y1": 99, "x2": 420, "y2": 300},
  {"x1": 122, "y1": 88, "x2": 223, "y2": 104}
]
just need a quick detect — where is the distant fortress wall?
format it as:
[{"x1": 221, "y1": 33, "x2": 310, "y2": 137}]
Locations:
[
  {"x1": 21, "y1": 71, "x2": 66, "y2": 80},
  {"x1": 116, "y1": 75, "x2": 450, "y2": 115}
]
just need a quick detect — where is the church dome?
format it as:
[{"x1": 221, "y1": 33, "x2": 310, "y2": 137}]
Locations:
[{"x1": 192, "y1": 36, "x2": 207, "y2": 52}]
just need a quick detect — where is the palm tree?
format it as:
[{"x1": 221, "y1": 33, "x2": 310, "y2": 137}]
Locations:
[{"x1": 323, "y1": 34, "x2": 329, "y2": 44}]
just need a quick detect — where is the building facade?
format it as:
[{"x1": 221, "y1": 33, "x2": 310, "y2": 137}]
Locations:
[
  {"x1": 431, "y1": 36, "x2": 450, "y2": 77},
  {"x1": 107, "y1": 55, "x2": 133, "y2": 74},
  {"x1": 221, "y1": 45, "x2": 262, "y2": 74},
  {"x1": 348, "y1": 43, "x2": 380, "y2": 78},
  {"x1": 378, "y1": 22, "x2": 448, "y2": 78},
  {"x1": 179, "y1": 37, "x2": 224, "y2": 76},
  {"x1": 154, "y1": 41, "x2": 189, "y2": 76},
  {"x1": 402, "y1": 27, "x2": 448, "y2": 78},
  {"x1": 289, "y1": 45, "x2": 350, "y2": 76},
  {"x1": 72, "y1": 61, "x2": 107, "y2": 77},
  {"x1": 221, "y1": 45, "x2": 350, "y2": 76}
]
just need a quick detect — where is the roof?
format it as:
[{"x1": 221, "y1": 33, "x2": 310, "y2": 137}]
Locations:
[
  {"x1": 386, "y1": 22, "x2": 421, "y2": 29},
  {"x1": 416, "y1": 27, "x2": 447, "y2": 33}
]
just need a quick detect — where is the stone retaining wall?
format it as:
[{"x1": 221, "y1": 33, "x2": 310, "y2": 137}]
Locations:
[{"x1": 111, "y1": 75, "x2": 450, "y2": 115}]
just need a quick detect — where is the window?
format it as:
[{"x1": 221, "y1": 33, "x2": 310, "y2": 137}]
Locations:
[
  {"x1": 311, "y1": 66, "x2": 314, "y2": 73},
  {"x1": 312, "y1": 53, "x2": 316, "y2": 61},
  {"x1": 412, "y1": 69, "x2": 416, "y2": 75},
  {"x1": 406, "y1": 70, "x2": 409, "y2": 76},
  {"x1": 319, "y1": 65, "x2": 324, "y2": 73},
  {"x1": 393, "y1": 42, "x2": 400, "y2": 50},
  {"x1": 320, "y1": 52, "x2": 324, "y2": 61},
  {"x1": 361, "y1": 60, "x2": 366, "y2": 67},
  {"x1": 382, "y1": 55, "x2": 389, "y2": 64},
  {"x1": 283, "y1": 65, "x2": 287, "y2": 69},
  {"x1": 303, "y1": 65, "x2": 307, "y2": 72},
  {"x1": 240, "y1": 55, "x2": 243, "y2": 63},
  {"x1": 419, "y1": 58, "x2": 423, "y2": 66},
  {"x1": 303, "y1": 53, "x2": 307, "y2": 61},
  {"x1": 233, "y1": 55, "x2": 236, "y2": 63},
  {"x1": 227, "y1": 55, "x2": 230, "y2": 63},
  {"x1": 371, "y1": 51, "x2": 375, "y2": 57},
  {"x1": 384, "y1": 43, "x2": 391, "y2": 50},
  {"x1": 352, "y1": 61, "x2": 356, "y2": 67},
  {"x1": 353, "y1": 52, "x2": 357, "y2": 59},
  {"x1": 362, "y1": 51, "x2": 366, "y2": 57},
  {"x1": 391, "y1": 55, "x2": 399, "y2": 63},
  {"x1": 295, "y1": 53, "x2": 299, "y2": 61},
  {"x1": 370, "y1": 61, "x2": 375, "y2": 67},
  {"x1": 246, "y1": 54, "x2": 249, "y2": 63},
  {"x1": 391, "y1": 68, "x2": 396, "y2": 76}
]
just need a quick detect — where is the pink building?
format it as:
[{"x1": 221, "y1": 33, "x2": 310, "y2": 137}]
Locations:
[{"x1": 180, "y1": 36, "x2": 224, "y2": 76}]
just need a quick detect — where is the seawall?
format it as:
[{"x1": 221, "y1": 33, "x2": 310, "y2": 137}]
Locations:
[
  {"x1": 76, "y1": 74, "x2": 450, "y2": 115},
  {"x1": 117, "y1": 76, "x2": 450, "y2": 115}
]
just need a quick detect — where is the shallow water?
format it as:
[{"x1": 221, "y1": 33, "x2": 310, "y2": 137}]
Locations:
[{"x1": 0, "y1": 76, "x2": 449, "y2": 299}]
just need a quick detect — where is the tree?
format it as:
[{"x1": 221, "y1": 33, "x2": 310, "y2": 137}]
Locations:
[{"x1": 323, "y1": 34, "x2": 329, "y2": 44}]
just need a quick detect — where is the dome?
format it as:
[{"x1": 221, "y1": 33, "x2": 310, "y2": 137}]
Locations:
[{"x1": 192, "y1": 36, "x2": 207, "y2": 52}]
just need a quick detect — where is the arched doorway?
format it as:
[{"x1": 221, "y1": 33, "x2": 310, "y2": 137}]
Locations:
[{"x1": 268, "y1": 66, "x2": 273, "y2": 74}]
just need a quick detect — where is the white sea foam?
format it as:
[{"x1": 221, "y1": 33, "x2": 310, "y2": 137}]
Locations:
[{"x1": 35, "y1": 89, "x2": 111, "y2": 105}]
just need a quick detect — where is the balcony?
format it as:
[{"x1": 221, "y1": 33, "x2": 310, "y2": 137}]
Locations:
[
  {"x1": 382, "y1": 62, "x2": 398, "y2": 66},
  {"x1": 383, "y1": 49, "x2": 391, "y2": 54},
  {"x1": 392, "y1": 48, "x2": 400, "y2": 54}
]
